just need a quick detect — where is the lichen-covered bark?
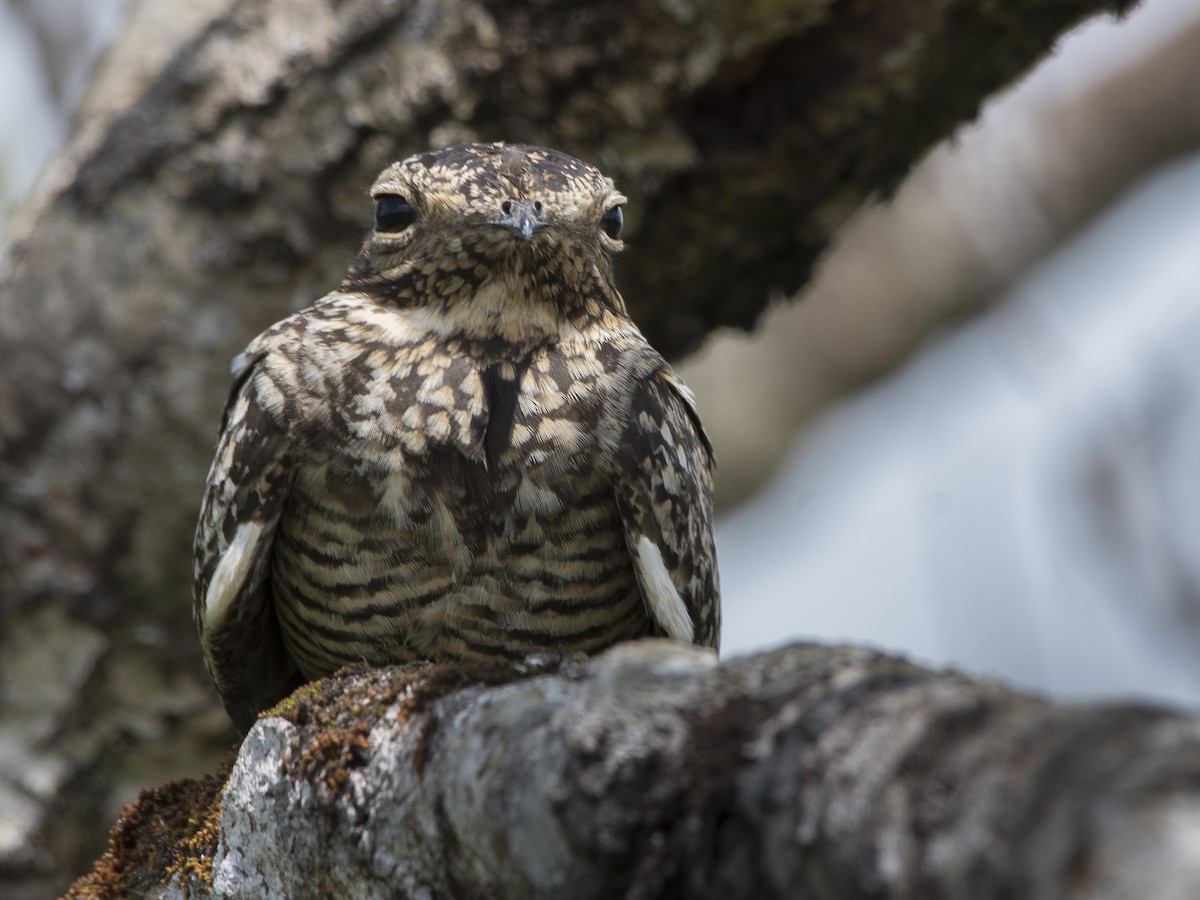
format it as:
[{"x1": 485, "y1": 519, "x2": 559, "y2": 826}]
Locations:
[
  {"x1": 68, "y1": 641, "x2": 1200, "y2": 899},
  {"x1": 0, "y1": 0, "x2": 1136, "y2": 893}
]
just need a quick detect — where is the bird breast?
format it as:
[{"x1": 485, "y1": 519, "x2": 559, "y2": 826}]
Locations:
[{"x1": 268, "y1": 310, "x2": 649, "y2": 676}]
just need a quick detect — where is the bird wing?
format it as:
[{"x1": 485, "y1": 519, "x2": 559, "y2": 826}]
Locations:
[
  {"x1": 193, "y1": 347, "x2": 303, "y2": 731},
  {"x1": 616, "y1": 366, "x2": 720, "y2": 650}
]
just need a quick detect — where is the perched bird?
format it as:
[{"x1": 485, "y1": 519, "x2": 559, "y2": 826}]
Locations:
[{"x1": 194, "y1": 143, "x2": 719, "y2": 731}]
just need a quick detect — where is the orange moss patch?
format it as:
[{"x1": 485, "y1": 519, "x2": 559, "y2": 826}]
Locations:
[
  {"x1": 267, "y1": 664, "x2": 416, "y2": 803},
  {"x1": 266, "y1": 656, "x2": 576, "y2": 796},
  {"x1": 64, "y1": 751, "x2": 237, "y2": 899}
]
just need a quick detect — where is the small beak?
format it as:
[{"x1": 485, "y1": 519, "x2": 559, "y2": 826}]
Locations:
[{"x1": 492, "y1": 200, "x2": 546, "y2": 242}]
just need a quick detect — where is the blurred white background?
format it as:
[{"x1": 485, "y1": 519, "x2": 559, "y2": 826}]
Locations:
[
  {"x1": 717, "y1": 153, "x2": 1200, "y2": 704},
  {"x1": 4, "y1": 0, "x2": 1200, "y2": 708}
]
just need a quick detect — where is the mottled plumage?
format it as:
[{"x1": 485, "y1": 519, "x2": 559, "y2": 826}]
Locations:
[{"x1": 194, "y1": 143, "x2": 719, "y2": 731}]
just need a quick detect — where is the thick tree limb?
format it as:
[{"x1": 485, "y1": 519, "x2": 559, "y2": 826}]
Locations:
[
  {"x1": 69, "y1": 641, "x2": 1200, "y2": 899},
  {"x1": 0, "y1": 0, "x2": 1138, "y2": 893}
]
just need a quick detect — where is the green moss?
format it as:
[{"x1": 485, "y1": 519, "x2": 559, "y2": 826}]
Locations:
[{"x1": 263, "y1": 680, "x2": 325, "y2": 724}]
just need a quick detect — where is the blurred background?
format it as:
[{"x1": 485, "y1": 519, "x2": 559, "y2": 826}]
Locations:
[{"x1": 4, "y1": 0, "x2": 1200, "y2": 715}]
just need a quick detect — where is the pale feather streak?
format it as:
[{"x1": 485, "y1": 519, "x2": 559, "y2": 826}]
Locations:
[
  {"x1": 633, "y1": 535, "x2": 694, "y2": 643},
  {"x1": 203, "y1": 521, "x2": 266, "y2": 629}
]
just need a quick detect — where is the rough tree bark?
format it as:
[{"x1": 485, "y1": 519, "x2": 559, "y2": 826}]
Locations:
[
  {"x1": 0, "y1": 0, "x2": 1137, "y2": 895},
  {"x1": 69, "y1": 641, "x2": 1200, "y2": 899}
]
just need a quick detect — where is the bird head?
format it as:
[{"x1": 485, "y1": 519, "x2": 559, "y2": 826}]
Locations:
[{"x1": 341, "y1": 143, "x2": 628, "y2": 325}]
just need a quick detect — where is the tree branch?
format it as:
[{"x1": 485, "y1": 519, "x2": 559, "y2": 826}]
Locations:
[{"x1": 69, "y1": 641, "x2": 1200, "y2": 899}]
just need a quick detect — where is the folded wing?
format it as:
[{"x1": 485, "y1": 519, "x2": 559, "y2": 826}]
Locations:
[{"x1": 616, "y1": 367, "x2": 720, "y2": 650}]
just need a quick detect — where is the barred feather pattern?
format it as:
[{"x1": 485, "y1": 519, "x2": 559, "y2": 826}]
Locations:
[{"x1": 193, "y1": 144, "x2": 718, "y2": 730}]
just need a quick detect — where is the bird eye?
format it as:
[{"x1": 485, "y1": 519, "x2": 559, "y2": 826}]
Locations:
[
  {"x1": 600, "y1": 205, "x2": 623, "y2": 239},
  {"x1": 375, "y1": 195, "x2": 416, "y2": 232}
]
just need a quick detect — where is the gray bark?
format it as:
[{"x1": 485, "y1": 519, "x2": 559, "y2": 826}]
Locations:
[
  {"x1": 73, "y1": 641, "x2": 1200, "y2": 899},
  {"x1": 0, "y1": 0, "x2": 1138, "y2": 894}
]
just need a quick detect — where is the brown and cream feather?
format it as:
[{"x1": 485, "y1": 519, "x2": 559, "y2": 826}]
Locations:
[{"x1": 193, "y1": 143, "x2": 719, "y2": 731}]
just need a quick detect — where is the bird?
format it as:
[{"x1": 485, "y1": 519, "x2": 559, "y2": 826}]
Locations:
[{"x1": 193, "y1": 142, "x2": 719, "y2": 731}]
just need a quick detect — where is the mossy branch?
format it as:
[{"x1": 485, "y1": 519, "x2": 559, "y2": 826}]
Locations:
[{"x1": 70, "y1": 640, "x2": 1200, "y2": 899}]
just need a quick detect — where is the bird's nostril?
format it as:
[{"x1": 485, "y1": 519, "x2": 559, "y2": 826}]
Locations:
[{"x1": 501, "y1": 200, "x2": 513, "y2": 215}]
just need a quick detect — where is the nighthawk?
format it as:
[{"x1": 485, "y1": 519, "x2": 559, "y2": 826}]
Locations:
[{"x1": 194, "y1": 142, "x2": 719, "y2": 731}]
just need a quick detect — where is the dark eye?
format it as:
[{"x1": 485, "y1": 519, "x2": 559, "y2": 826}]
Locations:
[
  {"x1": 375, "y1": 195, "x2": 416, "y2": 232},
  {"x1": 600, "y1": 205, "x2": 623, "y2": 239}
]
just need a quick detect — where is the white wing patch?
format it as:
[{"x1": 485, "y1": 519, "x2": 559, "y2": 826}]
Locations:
[
  {"x1": 203, "y1": 520, "x2": 267, "y2": 630},
  {"x1": 634, "y1": 535, "x2": 695, "y2": 644}
]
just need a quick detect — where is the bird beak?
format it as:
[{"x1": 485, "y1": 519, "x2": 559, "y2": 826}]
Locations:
[{"x1": 492, "y1": 200, "x2": 546, "y2": 242}]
